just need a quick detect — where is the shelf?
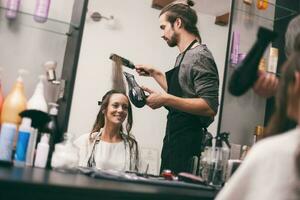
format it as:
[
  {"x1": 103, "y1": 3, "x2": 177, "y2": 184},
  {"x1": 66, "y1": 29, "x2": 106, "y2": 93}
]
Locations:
[
  {"x1": 0, "y1": 6, "x2": 79, "y2": 36},
  {"x1": 236, "y1": 0, "x2": 297, "y2": 22}
]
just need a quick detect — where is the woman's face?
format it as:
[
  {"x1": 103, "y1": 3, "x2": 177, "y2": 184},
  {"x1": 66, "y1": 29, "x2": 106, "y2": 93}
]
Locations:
[{"x1": 104, "y1": 93, "x2": 129, "y2": 125}]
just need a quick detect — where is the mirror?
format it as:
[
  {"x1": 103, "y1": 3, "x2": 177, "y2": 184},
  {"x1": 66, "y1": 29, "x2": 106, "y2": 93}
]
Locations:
[{"x1": 68, "y1": 0, "x2": 232, "y2": 175}]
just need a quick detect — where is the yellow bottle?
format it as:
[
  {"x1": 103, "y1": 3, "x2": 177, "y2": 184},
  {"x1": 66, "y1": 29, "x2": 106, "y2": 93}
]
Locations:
[
  {"x1": 0, "y1": 68, "x2": 4, "y2": 114},
  {"x1": 1, "y1": 70, "x2": 27, "y2": 125},
  {"x1": 0, "y1": 81, "x2": 4, "y2": 114}
]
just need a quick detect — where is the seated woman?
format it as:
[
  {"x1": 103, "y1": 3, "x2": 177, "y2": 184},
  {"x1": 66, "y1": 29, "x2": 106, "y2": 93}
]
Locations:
[
  {"x1": 216, "y1": 36, "x2": 300, "y2": 200},
  {"x1": 74, "y1": 90, "x2": 139, "y2": 172}
]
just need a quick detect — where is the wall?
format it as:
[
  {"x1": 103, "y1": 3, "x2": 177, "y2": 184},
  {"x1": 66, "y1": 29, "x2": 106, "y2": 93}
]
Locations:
[
  {"x1": 68, "y1": 0, "x2": 229, "y2": 174},
  {"x1": 0, "y1": 0, "x2": 74, "y2": 102}
]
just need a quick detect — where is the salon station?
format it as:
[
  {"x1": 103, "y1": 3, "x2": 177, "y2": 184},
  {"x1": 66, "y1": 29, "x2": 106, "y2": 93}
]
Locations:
[{"x1": 0, "y1": 0, "x2": 299, "y2": 199}]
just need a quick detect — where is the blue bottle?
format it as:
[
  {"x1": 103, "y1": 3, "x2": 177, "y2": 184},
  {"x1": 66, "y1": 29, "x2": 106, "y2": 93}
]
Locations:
[
  {"x1": 14, "y1": 118, "x2": 31, "y2": 166},
  {"x1": 0, "y1": 123, "x2": 17, "y2": 162}
]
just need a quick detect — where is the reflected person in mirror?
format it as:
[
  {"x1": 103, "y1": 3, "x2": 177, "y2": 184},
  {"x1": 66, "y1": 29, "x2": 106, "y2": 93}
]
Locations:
[
  {"x1": 74, "y1": 90, "x2": 139, "y2": 172},
  {"x1": 253, "y1": 15, "x2": 300, "y2": 98},
  {"x1": 135, "y1": 0, "x2": 219, "y2": 174},
  {"x1": 216, "y1": 34, "x2": 300, "y2": 200}
]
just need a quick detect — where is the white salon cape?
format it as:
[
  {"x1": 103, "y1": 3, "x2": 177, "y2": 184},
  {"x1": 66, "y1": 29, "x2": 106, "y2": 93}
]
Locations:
[
  {"x1": 216, "y1": 127, "x2": 300, "y2": 200},
  {"x1": 74, "y1": 131, "x2": 139, "y2": 172}
]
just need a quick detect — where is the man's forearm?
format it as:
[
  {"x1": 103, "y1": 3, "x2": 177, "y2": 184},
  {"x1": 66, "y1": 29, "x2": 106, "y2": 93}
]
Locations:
[
  {"x1": 152, "y1": 70, "x2": 168, "y2": 91},
  {"x1": 164, "y1": 94, "x2": 216, "y2": 116}
]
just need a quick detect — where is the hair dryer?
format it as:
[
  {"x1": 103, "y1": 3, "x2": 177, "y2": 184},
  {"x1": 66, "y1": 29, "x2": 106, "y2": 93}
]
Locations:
[
  {"x1": 228, "y1": 27, "x2": 277, "y2": 96},
  {"x1": 123, "y1": 72, "x2": 147, "y2": 108}
]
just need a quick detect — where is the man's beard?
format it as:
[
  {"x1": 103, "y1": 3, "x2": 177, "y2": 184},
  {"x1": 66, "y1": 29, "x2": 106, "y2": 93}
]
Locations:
[{"x1": 166, "y1": 32, "x2": 178, "y2": 47}]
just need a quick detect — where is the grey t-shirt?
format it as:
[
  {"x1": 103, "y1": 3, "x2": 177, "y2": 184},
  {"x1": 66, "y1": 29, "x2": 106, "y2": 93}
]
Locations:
[{"x1": 174, "y1": 44, "x2": 219, "y2": 126}]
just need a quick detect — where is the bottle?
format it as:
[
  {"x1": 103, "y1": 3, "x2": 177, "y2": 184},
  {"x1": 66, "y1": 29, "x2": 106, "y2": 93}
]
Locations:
[
  {"x1": 43, "y1": 102, "x2": 59, "y2": 167},
  {"x1": 210, "y1": 136, "x2": 225, "y2": 186},
  {"x1": 1, "y1": 69, "x2": 27, "y2": 125},
  {"x1": 0, "y1": 123, "x2": 17, "y2": 162},
  {"x1": 14, "y1": 118, "x2": 32, "y2": 166},
  {"x1": 34, "y1": 133, "x2": 50, "y2": 168},
  {"x1": 0, "y1": 68, "x2": 4, "y2": 115},
  {"x1": 230, "y1": 30, "x2": 240, "y2": 65},
  {"x1": 44, "y1": 61, "x2": 57, "y2": 82},
  {"x1": 258, "y1": 58, "x2": 267, "y2": 71},
  {"x1": 268, "y1": 47, "x2": 278, "y2": 74},
  {"x1": 34, "y1": 0, "x2": 51, "y2": 23},
  {"x1": 25, "y1": 128, "x2": 38, "y2": 166},
  {"x1": 240, "y1": 145, "x2": 250, "y2": 160},
  {"x1": 199, "y1": 136, "x2": 213, "y2": 183},
  {"x1": 27, "y1": 75, "x2": 48, "y2": 112},
  {"x1": 5, "y1": 0, "x2": 21, "y2": 20},
  {"x1": 25, "y1": 76, "x2": 48, "y2": 166},
  {"x1": 252, "y1": 125, "x2": 264, "y2": 145},
  {"x1": 257, "y1": 0, "x2": 268, "y2": 10}
]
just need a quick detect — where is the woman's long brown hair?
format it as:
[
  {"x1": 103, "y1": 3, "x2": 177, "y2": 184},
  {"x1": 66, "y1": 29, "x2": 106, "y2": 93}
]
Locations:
[
  {"x1": 265, "y1": 35, "x2": 300, "y2": 178},
  {"x1": 90, "y1": 90, "x2": 139, "y2": 170}
]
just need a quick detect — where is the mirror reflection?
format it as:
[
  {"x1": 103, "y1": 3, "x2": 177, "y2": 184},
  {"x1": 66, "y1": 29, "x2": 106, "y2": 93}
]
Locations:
[{"x1": 68, "y1": 0, "x2": 231, "y2": 175}]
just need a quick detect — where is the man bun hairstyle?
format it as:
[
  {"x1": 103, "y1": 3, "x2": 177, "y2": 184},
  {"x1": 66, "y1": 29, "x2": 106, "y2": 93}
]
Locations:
[{"x1": 160, "y1": 0, "x2": 201, "y2": 43}]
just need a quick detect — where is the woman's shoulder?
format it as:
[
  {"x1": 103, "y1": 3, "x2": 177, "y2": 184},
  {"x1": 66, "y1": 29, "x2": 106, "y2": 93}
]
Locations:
[
  {"x1": 247, "y1": 127, "x2": 300, "y2": 163},
  {"x1": 74, "y1": 132, "x2": 97, "y2": 147}
]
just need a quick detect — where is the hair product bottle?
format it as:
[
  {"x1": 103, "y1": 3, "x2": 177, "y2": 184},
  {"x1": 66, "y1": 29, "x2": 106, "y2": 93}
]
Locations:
[
  {"x1": 27, "y1": 75, "x2": 48, "y2": 112},
  {"x1": 257, "y1": 0, "x2": 268, "y2": 10},
  {"x1": 0, "y1": 70, "x2": 27, "y2": 163},
  {"x1": 14, "y1": 118, "x2": 32, "y2": 166},
  {"x1": 0, "y1": 69, "x2": 4, "y2": 115},
  {"x1": 44, "y1": 61, "x2": 57, "y2": 82},
  {"x1": 5, "y1": 0, "x2": 21, "y2": 20},
  {"x1": 268, "y1": 47, "x2": 278, "y2": 73},
  {"x1": 0, "y1": 123, "x2": 17, "y2": 162},
  {"x1": 230, "y1": 31, "x2": 240, "y2": 65},
  {"x1": 34, "y1": 133, "x2": 50, "y2": 168},
  {"x1": 1, "y1": 69, "x2": 27, "y2": 125},
  {"x1": 25, "y1": 76, "x2": 48, "y2": 166},
  {"x1": 34, "y1": 0, "x2": 51, "y2": 23}
]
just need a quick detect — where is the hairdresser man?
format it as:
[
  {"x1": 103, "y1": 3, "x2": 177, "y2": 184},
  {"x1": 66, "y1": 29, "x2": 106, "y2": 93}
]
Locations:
[{"x1": 135, "y1": 0, "x2": 219, "y2": 174}]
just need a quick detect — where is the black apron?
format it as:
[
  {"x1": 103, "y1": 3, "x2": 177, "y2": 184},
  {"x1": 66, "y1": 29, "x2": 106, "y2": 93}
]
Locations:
[{"x1": 160, "y1": 40, "x2": 204, "y2": 174}]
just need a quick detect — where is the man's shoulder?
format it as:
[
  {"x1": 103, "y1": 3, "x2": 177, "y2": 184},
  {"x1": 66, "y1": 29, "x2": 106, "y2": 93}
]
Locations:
[{"x1": 190, "y1": 44, "x2": 214, "y2": 59}]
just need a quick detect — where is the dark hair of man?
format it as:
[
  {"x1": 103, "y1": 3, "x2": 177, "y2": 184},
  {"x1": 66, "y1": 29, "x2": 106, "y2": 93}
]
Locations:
[{"x1": 159, "y1": 0, "x2": 202, "y2": 43}]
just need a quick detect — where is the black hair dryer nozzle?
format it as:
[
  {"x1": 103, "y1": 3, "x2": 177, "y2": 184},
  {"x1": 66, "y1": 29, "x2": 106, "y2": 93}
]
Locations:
[{"x1": 123, "y1": 72, "x2": 147, "y2": 108}]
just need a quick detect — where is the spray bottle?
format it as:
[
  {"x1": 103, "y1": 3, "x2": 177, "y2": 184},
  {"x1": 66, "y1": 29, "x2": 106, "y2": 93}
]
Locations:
[{"x1": 43, "y1": 103, "x2": 59, "y2": 167}]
